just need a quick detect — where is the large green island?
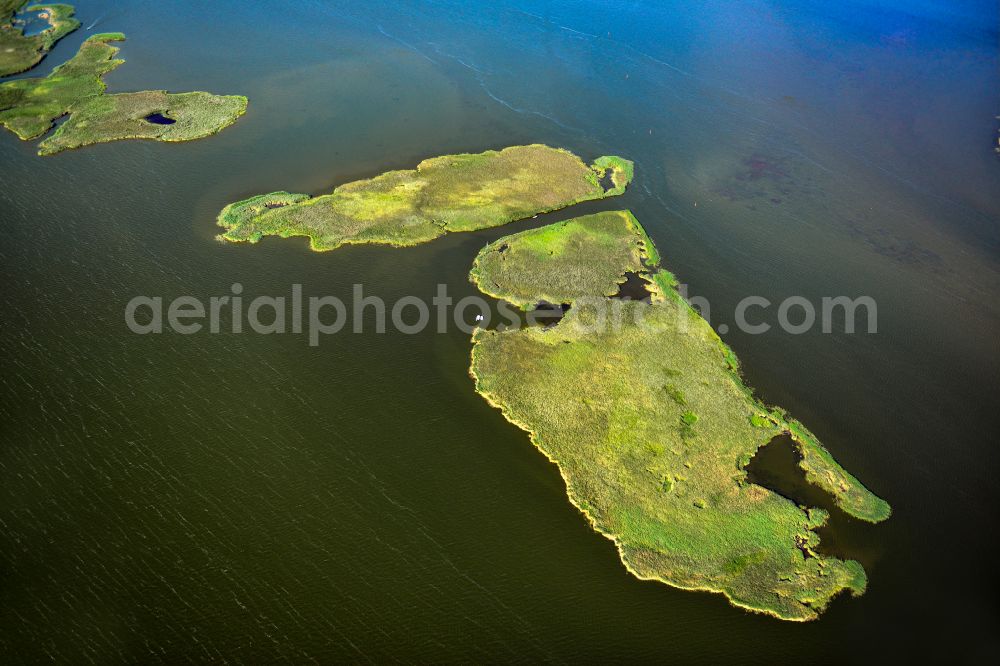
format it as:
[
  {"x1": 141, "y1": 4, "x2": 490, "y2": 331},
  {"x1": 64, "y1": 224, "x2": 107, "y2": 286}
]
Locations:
[
  {"x1": 469, "y1": 210, "x2": 889, "y2": 621},
  {"x1": 216, "y1": 146, "x2": 889, "y2": 621},
  {"x1": 0, "y1": 31, "x2": 247, "y2": 154},
  {"x1": 217, "y1": 145, "x2": 633, "y2": 250}
]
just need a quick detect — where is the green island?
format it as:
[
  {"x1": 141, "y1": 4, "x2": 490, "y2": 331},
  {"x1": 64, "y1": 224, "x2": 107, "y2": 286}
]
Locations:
[
  {"x1": 0, "y1": 1, "x2": 78, "y2": 77},
  {"x1": 216, "y1": 145, "x2": 633, "y2": 250},
  {"x1": 215, "y1": 149, "x2": 889, "y2": 620},
  {"x1": 468, "y1": 210, "x2": 890, "y2": 621},
  {"x1": 0, "y1": 32, "x2": 247, "y2": 155}
]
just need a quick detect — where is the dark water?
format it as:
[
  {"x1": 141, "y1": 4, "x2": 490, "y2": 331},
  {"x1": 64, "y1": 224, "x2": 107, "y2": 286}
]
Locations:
[
  {"x1": 744, "y1": 434, "x2": 878, "y2": 564},
  {"x1": 612, "y1": 271, "x2": 654, "y2": 302},
  {"x1": 144, "y1": 113, "x2": 176, "y2": 125},
  {"x1": 2, "y1": 0, "x2": 998, "y2": 662}
]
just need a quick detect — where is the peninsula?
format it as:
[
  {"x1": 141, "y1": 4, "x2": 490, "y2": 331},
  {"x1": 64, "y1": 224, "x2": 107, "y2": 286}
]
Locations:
[
  {"x1": 0, "y1": 33, "x2": 247, "y2": 154},
  {"x1": 468, "y1": 210, "x2": 890, "y2": 620}
]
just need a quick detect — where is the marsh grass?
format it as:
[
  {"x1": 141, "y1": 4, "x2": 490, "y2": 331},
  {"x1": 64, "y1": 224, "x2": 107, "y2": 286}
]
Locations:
[
  {"x1": 468, "y1": 211, "x2": 890, "y2": 621},
  {"x1": 0, "y1": 33, "x2": 247, "y2": 154},
  {"x1": 39, "y1": 89, "x2": 247, "y2": 155},
  {"x1": 470, "y1": 210, "x2": 652, "y2": 309},
  {"x1": 0, "y1": 2, "x2": 79, "y2": 77},
  {"x1": 216, "y1": 146, "x2": 634, "y2": 251}
]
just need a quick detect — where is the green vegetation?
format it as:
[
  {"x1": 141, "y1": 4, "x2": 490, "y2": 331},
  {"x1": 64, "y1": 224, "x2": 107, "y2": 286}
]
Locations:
[
  {"x1": 39, "y1": 89, "x2": 248, "y2": 155},
  {"x1": 0, "y1": 32, "x2": 121, "y2": 140},
  {"x1": 216, "y1": 145, "x2": 634, "y2": 251},
  {"x1": 589, "y1": 155, "x2": 633, "y2": 195},
  {"x1": 470, "y1": 210, "x2": 651, "y2": 308},
  {"x1": 0, "y1": 33, "x2": 247, "y2": 154},
  {"x1": 212, "y1": 140, "x2": 889, "y2": 620},
  {"x1": 468, "y1": 211, "x2": 890, "y2": 621},
  {"x1": 0, "y1": 2, "x2": 79, "y2": 77},
  {"x1": 664, "y1": 384, "x2": 686, "y2": 406}
]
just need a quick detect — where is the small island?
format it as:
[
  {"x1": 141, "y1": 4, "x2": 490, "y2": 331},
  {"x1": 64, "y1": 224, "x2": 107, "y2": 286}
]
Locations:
[
  {"x1": 468, "y1": 210, "x2": 890, "y2": 621},
  {"x1": 0, "y1": 33, "x2": 247, "y2": 154},
  {"x1": 216, "y1": 145, "x2": 633, "y2": 250},
  {"x1": 0, "y1": 1, "x2": 78, "y2": 77}
]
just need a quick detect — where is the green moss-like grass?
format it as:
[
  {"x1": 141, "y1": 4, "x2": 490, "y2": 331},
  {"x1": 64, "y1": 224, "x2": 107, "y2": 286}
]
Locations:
[
  {"x1": 39, "y1": 89, "x2": 248, "y2": 155},
  {"x1": 212, "y1": 141, "x2": 888, "y2": 620},
  {"x1": 216, "y1": 145, "x2": 634, "y2": 251},
  {"x1": 0, "y1": 33, "x2": 247, "y2": 154},
  {"x1": 470, "y1": 210, "x2": 653, "y2": 308},
  {"x1": 0, "y1": 2, "x2": 79, "y2": 77},
  {"x1": 591, "y1": 154, "x2": 634, "y2": 196},
  {"x1": 468, "y1": 211, "x2": 890, "y2": 621}
]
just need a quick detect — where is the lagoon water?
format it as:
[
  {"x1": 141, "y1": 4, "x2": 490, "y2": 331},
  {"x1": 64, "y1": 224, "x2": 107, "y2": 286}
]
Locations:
[
  {"x1": 2, "y1": 0, "x2": 998, "y2": 661},
  {"x1": 12, "y1": 8, "x2": 52, "y2": 38}
]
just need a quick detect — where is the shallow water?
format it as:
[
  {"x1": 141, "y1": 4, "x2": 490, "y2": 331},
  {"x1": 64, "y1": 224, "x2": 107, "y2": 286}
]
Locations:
[
  {"x1": 12, "y1": 8, "x2": 51, "y2": 38},
  {"x1": 2, "y1": 0, "x2": 998, "y2": 662}
]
